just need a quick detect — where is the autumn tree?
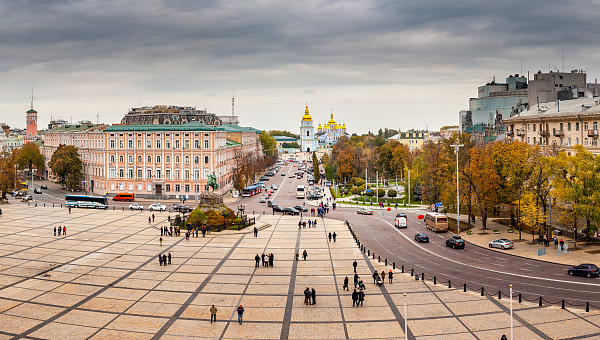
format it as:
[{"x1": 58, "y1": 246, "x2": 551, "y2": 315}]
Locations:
[
  {"x1": 463, "y1": 144, "x2": 500, "y2": 230},
  {"x1": 312, "y1": 151, "x2": 320, "y2": 182},
  {"x1": 0, "y1": 149, "x2": 18, "y2": 198},
  {"x1": 48, "y1": 144, "x2": 83, "y2": 190},
  {"x1": 16, "y1": 142, "x2": 44, "y2": 173},
  {"x1": 520, "y1": 192, "x2": 547, "y2": 241},
  {"x1": 259, "y1": 131, "x2": 277, "y2": 157}
]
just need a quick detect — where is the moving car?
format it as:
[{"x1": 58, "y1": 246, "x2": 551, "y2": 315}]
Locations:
[
  {"x1": 282, "y1": 207, "x2": 300, "y2": 215},
  {"x1": 446, "y1": 235, "x2": 465, "y2": 249},
  {"x1": 271, "y1": 184, "x2": 278, "y2": 190},
  {"x1": 22, "y1": 195, "x2": 33, "y2": 201},
  {"x1": 395, "y1": 214, "x2": 407, "y2": 228},
  {"x1": 272, "y1": 205, "x2": 284, "y2": 212},
  {"x1": 289, "y1": 173, "x2": 295, "y2": 178},
  {"x1": 414, "y1": 233, "x2": 429, "y2": 243},
  {"x1": 281, "y1": 172, "x2": 286, "y2": 176},
  {"x1": 34, "y1": 188, "x2": 42, "y2": 194},
  {"x1": 357, "y1": 208, "x2": 373, "y2": 215},
  {"x1": 174, "y1": 205, "x2": 192, "y2": 213},
  {"x1": 488, "y1": 239, "x2": 514, "y2": 250},
  {"x1": 259, "y1": 196, "x2": 266, "y2": 203},
  {"x1": 267, "y1": 200, "x2": 277, "y2": 208},
  {"x1": 40, "y1": 185, "x2": 48, "y2": 189},
  {"x1": 293, "y1": 205, "x2": 308, "y2": 212},
  {"x1": 129, "y1": 203, "x2": 144, "y2": 211},
  {"x1": 149, "y1": 203, "x2": 167, "y2": 212},
  {"x1": 112, "y1": 193, "x2": 135, "y2": 201},
  {"x1": 568, "y1": 264, "x2": 600, "y2": 278}
]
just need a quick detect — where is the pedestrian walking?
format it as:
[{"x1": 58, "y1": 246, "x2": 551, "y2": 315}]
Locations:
[
  {"x1": 298, "y1": 221, "x2": 302, "y2": 229},
  {"x1": 359, "y1": 290, "x2": 364, "y2": 306},
  {"x1": 380, "y1": 271, "x2": 385, "y2": 283},
  {"x1": 168, "y1": 253, "x2": 172, "y2": 264},
  {"x1": 500, "y1": 335, "x2": 507, "y2": 340},
  {"x1": 554, "y1": 237, "x2": 558, "y2": 248},
  {"x1": 311, "y1": 288, "x2": 316, "y2": 305},
  {"x1": 54, "y1": 227, "x2": 56, "y2": 236},
  {"x1": 332, "y1": 232, "x2": 336, "y2": 242},
  {"x1": 152, "y1": 213, "x2": 155, "y2": 222},
  {"x1": 304, "y1": 287, "x2": 312, "y2": 305},
  {"x1": 343, "y1": 276, "x2": 349, "y2": 291},
  {"x1": 313, "y1": 219, "x2": 317, "y2": 226},
  {"x1": 158, "y1": 254, "x2": 163, "y2": 266},
  {"x1": 68, "y1": 206, "x2": 72, "y2": 214},
  {"x1": 302, "y1": 249, "x2": 307, "y2": 260},
  {"x1": 560, "y1": 238, "x2": 565, "y2": 248},
  {"x1": 328, "y1": 232, "x2": 332, "y2": 242},
  {"x1": 255, "y1": 254, "x2": 260, "y2": 268},
  {"x1": 269, "y1": 253, "x2": 274, "y2": 267},
  {"x1": 210, "y1": 305, "x2": 217, "y2": 323},
  {"x1": 63, "y1": 226, "x2": 66, "y2": 235},
  {"x1": 354, "y1": 273, "x2": 359, "y2": 288},
  {"x1": 353, "y1": 260, "x2": 358, "y2": 273},
  {"x1": 161, "y1": 227, "x2": 164, "y2": 236},
  {"x1": 202, "y1": 226, "x2": 206, "y2": 237},
  {"x1": 236, "y1": 305, "x2": 244, "y2": 324},
  {"x1": 58, "y1": 226, "x2": 61, "y2": 236},
  {"x1": 148, "y1": 217, "x2": 151, "y2": 224},
  {"x1": 254, "y1": 227, "x2": 258, "y2": 237},
  {"x1": 388, "y1": 270, "x2": 393, "y2": 284},
  {"x1": 162, "y1": 254, "x2": 167, "y2": 265},
  {"x1": 159, "y1": 237, "x2": 163, "y2": 247},
  {"x1": 372, "y1": 271, "x2": 378, "y2": 284},
  {"x1": 261, "y1": 253, "x2": 266, "y2": 267},
  {"x1": 352, "y1": 289, "x2": 358, "y2": 307},
  {"x1": 296, "y1": 252, "x2": 299, "y2": 261},
  {"x1": 168, "y1": 215, "x2": 171, "y2": 223}
]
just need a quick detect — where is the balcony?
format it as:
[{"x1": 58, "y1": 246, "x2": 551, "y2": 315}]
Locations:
[
  {"x1": 553, "y1": 129, "x2": 564, "y2": 137},
  {"x1": 588, "y1": 129, "x2": 598, "y2": 137},
  {"x1": 538, "y1": 130, "x2": 549, "y2": 137},
  {"x1": 516, "y1": 130, "x2": 526, "y2": 137}
]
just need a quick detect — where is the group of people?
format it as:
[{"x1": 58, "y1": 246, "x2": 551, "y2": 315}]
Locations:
[
  {"x1": 161, "y1": 225, "x2": 181, "y2": 237},
  {"x1": 255, "y1": 253, "x2": 274, "y2": 267},
  {"x1": 327, "y1": 232, "x2": 337, "y2": 242},
  {"x1": 158, "y1": 252, "x2": 172, "y2": 266},
  {"x1": 53, "y1": 226, "x2": 66, "y2": 236},
  {"x1": 372, "y1": 270, "x2": 393, "y2": 285},
  {"x1": 298, "y1": 219, "x2": 318, "y2": 228},
  {"x1": 304, "y1": 287, "x2": 317, "y2": 305},
  {"x1": 351, "y1": 289, "x2": 365, "y2": 306}
]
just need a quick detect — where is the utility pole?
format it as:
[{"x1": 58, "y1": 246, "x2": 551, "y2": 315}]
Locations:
[
  {"x1": 376, "y1": 170, "x2": 379, "y2": 206},
  {"x1": 408, "y1": 169, "x2": 411, "y2": 207},
  {"x1": 450, "y1": 143, "x2": 463, "y2": 233}
]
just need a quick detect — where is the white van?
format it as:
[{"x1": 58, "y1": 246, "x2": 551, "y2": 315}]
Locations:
[{"x1": 395, "y1": 214, "x2": 407, "y2": 228}]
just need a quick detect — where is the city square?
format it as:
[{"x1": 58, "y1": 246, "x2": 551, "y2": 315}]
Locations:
[{"x1": 1, "y1": 204, "x2": 599, "y2": 339}]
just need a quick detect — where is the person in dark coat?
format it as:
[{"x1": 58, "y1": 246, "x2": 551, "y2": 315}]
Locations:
[
  {"x1": 332, "y1": 232, "x2": 337, "y2": 242},
  {"x1": 353, "y1": 260, "x2": 358, "y2": 273},
  {"x1": 388, "y1": 270, "x2": 393, "y2": 284},
  {"x1": 255, "y1": 254, "x2": 260, "y2": 268},
  {"x1": 343, "y1": 276, "x2": 349, "y2": 290},
  {"x1": 54, "y1": 227, "x2": 56, "y2": 236},
  {"x1": 372, "y1": 271, "x2": 379, "y2": 284},
  {"x1": 354, "y1": 273, "x2": 359, "y2": 288},
  {"x1": 352, "y1": 289, "x2": 358, "y2": 307},
  {"x1": 269, "y1": 253, "x2": 274, "y2": 267},
  {"x1": 311, "y1": 288, "x2": 316, "y2": 305},
  {"x1": 302, "y1": 250, "x2": 308, "y2": 260},
  {"x1": 328, "y1": 232, "x2": 332, "y2": 242},
  {"x1": 162, "y1": 254, "x2": 167, "y2": 265},
  {"x1": 158, "y1": 254, "x2": 163, "y2": 266},
  {"x1": 168, "y1": 253, "x2": 172, "y2": 265},
  {"x1": 359, "y1": 290, "x2": 365, "y2": 306},
  {"x1": 152, "y1": 213, "x2": 155, "y2": 222},
  {"x1": 304, "y1": 287, "x2": 312, "y2": 305}
]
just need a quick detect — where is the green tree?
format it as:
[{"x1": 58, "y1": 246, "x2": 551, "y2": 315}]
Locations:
[
  {"x1": 187, "y1": 208, "x2": 207, "y2": 228},
  {"x1": 281, "y1": 142, "x2": 300, "y2": 148},
  {"x1": 0, "y1": 149, "x2": 18, "y2": 197},
  {"x1": 387, "y1": 189, "x2": 397, "y2": 197},
  {"x1": 377, "y1": 188, "x2": 386, "y2": 197},
  {"x1": 259, "y1": 131, "x2": 277, "y2": 157},
  {"x1": 312, "y1": 151, "x2": 320, "y2": 182},
  {"x1": 16, "y1": 142, "x2": 44, "y2": 173},
  {"x1": 325, "y1": 165, "x2": 334, "y2": 181},
  {"x1": 48, "y1": 144, "x2": 83, "y2": 190},
  {"x1": 269, "y1": 130, "x2": 299, "y2": 139},
  {"x1": 321, "y1": 153, "x2": 330, "y2": 166}
]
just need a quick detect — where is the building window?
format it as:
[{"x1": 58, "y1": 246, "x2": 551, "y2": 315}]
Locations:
[
  {"x1": 110, "y1": 155, "x2": 115, "y2": 163},
  {"x1": 110, "y1": 169, "x2": 115, "y2": 178},
  {"x1": 527, "y1": 137, "x2": 530, "y2": 144},
  {"x1": 568, "y1": 137, "x2": 571, "y2": 146},
  {"x1": 147, "y1": 140, "x2": 152, "y2": 148},
  {"x1": 119, "y1": 140, "x2": 123, "y2": 148},
  {"x1": 527, "y1": 124, "x2": 530, "y2": 131},
  {"x1": 585, "y1": 122, "x2": 589, "y2": 131},
  {"x1": 533, "y1": 137, "x2": 536, "y2": 144},
  {"x1": 156, "y1": 169, "x2": 161, "y2": 178},
  {"x1": 147, "y1": 169, "x2": 152, "y2": 179},
  {"x1": 128, "y1": 155, "x2": 133, "y2": 163},
  {"x1": 205, "y1": 156, "x2": 209, "y2": 164},
  {"x1": 185, "y1": 156, "x2": 190, "y2": 164},
  {"x1": 576, "y1": 122, "x2": 579, "y2": 131},
  {"x1": 175, "y1": 156, "x2": 180, "y2": 163},
  {"x1": 195, "y1": 140, "x2": 200, "y2": 149},
  {"x1": 166, "y1": 155, "x2": 170, "y2": 163},
  {"x1": 184, "y1": 140, "x2": 190, "y2": 149},
  {"x1": 175, "y1": 170, "x2": 180, "y2": 179},
  {"x1": 195, "y1": 184, "x2": 200, "y2": 193},
  {"x1": 194, "y1": 156, "x2": 199, "y2": 164},
  {"x1": 204, "y1": 140, "x2": 209, "y2": 148},
  {"x1": 137, "y1": 169, "x2": 142, "y2": 178},
  {"x1": 156, "y1": 140, "x2": 161, "y2": 149},
  {"x1": 165, "y1": 184, "x2": 170, "y2": 192},
  {"x1": 147, "y1": 155, "x2": 152, "y2": 163},
  {"x1": 110, "y1": 140, "x2": 115, "y2": 148},
  {"x1": 175, "y1": 184, "x2": 180, "y2": 192},
  {"x1": 585, "y1": 138, "x2": 589, "y2": 146},
  {"x1": 128, "y1": 140, "x2": 133, "y2": 148},
  {"x1": 119, "y1": 169, "x2": 124, "y2": 178},
  {"x1": 156, "y1": 155, "x2": 161, "y2": 163},
  {"x1": 128, "y1": 169, "x2": 133, "y2": 178},
  {"x1": 166, "y1": 169, "x2": 171, "y2": 179},
  {"x1": 175, "y1": 140, "x2": 180, "y2": 149},
  {"x1": 576, "y1": 138, "x2": 579, "y2": 145},
  {"x1": 195, "y1": 169, "x2": 200, "y2": 179},
  {"x1": 595, "y1": 138, "x2": 598, "y2": 146},
  {"x1": 184, "y1": 170, "x2": 190, "y2": 180},
  {"x1": 533, "y1": 124, "x2": 536, "y2": 132},
  {"x1": 119, "y1": 155, "x2": 124, "y2": 163},
  {"x1": 560, "y1": 123, "x2": 563, "y2": 130},
  {"x1": 185, "y1": 184, "x2": 190, "y2": 192},
  {"x1": 137, "y1": 155, "x2": 142, "y2": 163}
]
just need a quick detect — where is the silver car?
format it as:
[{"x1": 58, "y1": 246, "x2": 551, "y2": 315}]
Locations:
[{"x1": 488, "y1": 239, "x2": 514, "y2": 250}]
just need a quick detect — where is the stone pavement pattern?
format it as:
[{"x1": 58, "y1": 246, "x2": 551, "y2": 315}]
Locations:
[{"x1": 1, "y1": 205, "x2": 600, "y2": 339}]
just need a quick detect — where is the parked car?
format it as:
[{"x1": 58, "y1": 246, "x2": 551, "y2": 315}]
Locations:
[
  {"x1": 271, "y1": 184, "x2": 278, "y2": 190},
  {"x1": 415, "y1": 233, "x2": 429, "y2": 243},
  {"x1": 488, "y1": 239, "x2": 514, "y2": 250},
  {"x1": 174, "y1": 205, "x2": 192, "y2": 213},
  {"x1": 568, "y1": 264, "x2": 600, "y2": 278},
  {"x1": 446, "y1": 235, "x2": 465, "y2": 249},
  {"x1": 259, "y1": 196, "x2": 266, "y2": 203},
  {"x1": 357, "y1": 208, "x2": 373, "y2": 215},
  {"x1": 22, "y1": 195, "x2": 33, "y2": 201},
  {"x1": 149, "y1": 203, "x2": 167, "y2": 212},
  {"x1": 282, "y1": 207, "x2": 300, "y2": 215},
  {"x1": 40, "y1": 185, "x2": 48, "y2": 189},
  {"x1": 129, "y1": 203, "x2": 144, "y2": 211},
  {"x1": 289, "y1": 173, "x2": 295, "y2": 178},
  {"x1": 272, "y1": 205, "x2": 284, "y2": 212},
  {"x1": 267, "y1": 200, "x2": 277, "y2": 207},
  {"x1": 281, "y1": 172, "x2": 286, "y2": 176},
  {"x1": 293, "y1": 205, "x2": 308, "y2": 212},
  {"x1": 34, "y1": 188, "x2": 42, "y2": 194}
]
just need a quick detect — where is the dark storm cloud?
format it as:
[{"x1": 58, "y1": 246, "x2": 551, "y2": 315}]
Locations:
[{"x1": 0, "y1": 0, "x2": 598, "y2": 131}]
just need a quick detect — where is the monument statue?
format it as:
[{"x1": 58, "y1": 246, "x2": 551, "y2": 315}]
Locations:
[{"x1": 205, "y1": 172, "x2": 219, "y2": 192}]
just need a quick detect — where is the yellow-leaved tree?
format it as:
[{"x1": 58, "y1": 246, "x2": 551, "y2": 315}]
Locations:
[{"x1": 519, "y1": 192, "x2": 547, "y2": 242}]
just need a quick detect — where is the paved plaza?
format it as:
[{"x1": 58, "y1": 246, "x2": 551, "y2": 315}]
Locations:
[{"x1": 1, "y1": 205, "x2": 600, "y2": 339}]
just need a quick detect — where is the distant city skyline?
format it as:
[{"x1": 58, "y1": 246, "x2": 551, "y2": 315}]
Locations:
[{"x1": 1, "y1": 0, "x2": 598, "y2": 134}]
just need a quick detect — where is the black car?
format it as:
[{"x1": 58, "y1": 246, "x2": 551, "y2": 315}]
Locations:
[
  {"x1": 282, "y1": 207, "x2": 300, "y2": 215},
  {"x1": 267, "y1": 200, "x2": 277, "y2": 208},
  {"x1": 293, "y1": 205, "x2": 308, "y2": 212},
  {"x1": 174, "y1": 205, "x2": 193, "y2": 213},
  {"x1": 272, "y1": 205, "x2": 284, "y2": 212},
  {"x1": 396, "y1": 213, "x2": 407, "y2": 218},
  {"x1": 40, "y1": 185, "x2": 48, "y2": 189},
  {"x1": 568, "y1": 264, "x2": 600, "y2": 278},
  {"x1": 446, "y1": 235, "x2": 465, "y2": 249},
  {"x1": 260, "y1": 176, "x2": 270, "y2": 181},
  {"x1": 34, "y1": 188, "x2": 42, "y2": 194},
  {"x1": 415, "y1": 233, "x2": 429, "y2": 243}
]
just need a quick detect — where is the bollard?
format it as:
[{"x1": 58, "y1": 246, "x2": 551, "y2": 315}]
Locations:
[
  {"x1": 410, "y1": 269, "x2": 413, "y2": 276},
  {"x1": 368, "y1": 250, "x2": 370, "y2": 256},
  {"x1": 587, "y1": 302, "x2": 590, "y2": 312},
  {"x1": 52, "y1": 204, "x2": 54, "y2": 207},
  {"x1": 113, "y1": 206, "x2": 115, "y2": 210},
  {"x1": 402, "y1": 265, "x2": 404, "y2": 273},
  {"x1": 28, "y1": 202, "x2": 30, "y2": 206},
  {"x1": 498, "y1": 290, "x2": 501, "y2": 299},
  {"x1": 464, "y1": 284, "x2": 467, "y2": 292},
  {"x1": 393, "y1": 262, "x2": 396, "y2": 269},
  {"x1": 123, "y1": 207, "x2": 124, "y2": 211},
  {"x1": 385, "y1": 259, "x2": 387, "y2": 266},
  {"x1": 61, "y1": 204, "x2": 62, "y2": 208},
  {"x1": 434, "y1": 276, "x2": 437, "y2": 284},
  {"x1": 415, "y1": 275, "x2": 419, "y2": 281},
  {"x1": 35, "y1": 203, "x2": 37, "y2": 207},
  {"x1": 448, "y1": 280, "x2": 451, "y2": 289},
  {"x1": 539, "y1": 297, "x2": 542, "y2": 306},
  {"x1": 253, "y1": 211, "x2": 255, "y2": 215},
  {"x1": 481, "y1": 287, "x2": 484, "y2": 296},
  {"x1": 562, "y1": 299, "x2": 565, "y2": 309},
  {"x1": 421, "y1": 273, "x2": 424, "y2": 281},
  {"x1": 378, "y1": 255, "x2": 380, "y2": 262},
  {"x1": 44, "y1": 203, "x2": 45, "y2": 207},
  {"x1": 373, "y1": 253, "x2": 375, "y2": 259},
  {"x1": 519, "y1": 293, "x2": 522, "y2": 303}
]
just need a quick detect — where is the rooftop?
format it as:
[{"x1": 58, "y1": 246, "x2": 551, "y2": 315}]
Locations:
[
  {"x1": 105, "y1": 121, "x2": 217, "y2": 132},
  {"x1": 272, "y1": 136, "x2": 297, "y2": 141},
  {"x1": 504, "y1": 97, "x2": 600, "y2": 121},
  {"x1": 44, "y1": 124, "x2": 102, "y2": 133},
  {"x1": 220, "y1": 124, "x2": 262, "y2": 134}
]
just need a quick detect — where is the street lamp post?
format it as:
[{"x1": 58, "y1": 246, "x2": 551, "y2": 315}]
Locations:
[
  {"x1": 450, "y1": 143, "x2": 463, "y2": 234},
  {"x1": 510, "y1": 284, "x2": 513, "y2": 340},
  {"x1": 403, "y1": 292, "x2": 408, "y2": 340}
]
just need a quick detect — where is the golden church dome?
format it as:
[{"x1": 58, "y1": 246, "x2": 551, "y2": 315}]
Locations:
[
  {"x1": 302, "y1": 105, "x2": 312, "y2": 121},
  {"x1": 327, "y1": 112, "x2": 336, "y2": 125},
  {"x1": 318, "y1": 123, "x2": 322, "y2": 129},
  {"x1": 342, "y1": 123, "x2": 346, "y2": 129}
]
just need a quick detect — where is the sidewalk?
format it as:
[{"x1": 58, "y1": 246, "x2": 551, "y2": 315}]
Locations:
[{"x1": 446, "y1": 213, "x2": 600, "y2": 266}]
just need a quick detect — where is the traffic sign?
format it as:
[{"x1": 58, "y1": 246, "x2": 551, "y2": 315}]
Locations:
[
  {"x1": 436, "y1": 202, "x2": 443, "y2": 207},
  {"x1": 457, "y1": 216, "x2": 460, "y2": 222}
]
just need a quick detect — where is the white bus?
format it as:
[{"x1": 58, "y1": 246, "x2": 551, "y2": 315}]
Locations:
[
  {"x1": 65, "y1": 195, "x2": 109, "y2": 209},
  {"x1": 296, "y1": 185, "x2": 305, "y2": 199}
]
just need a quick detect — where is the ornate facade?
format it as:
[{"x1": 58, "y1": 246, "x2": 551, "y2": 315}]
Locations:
[
  {"x1": 121, "y1": 105, "x2": 222, "y2": 126},
  {"x1": 299, "y1": 105, "x2": 318, "y2": 153},
  {"x1": 316, "y1": 111, "x2": 349, "y2": 145}
]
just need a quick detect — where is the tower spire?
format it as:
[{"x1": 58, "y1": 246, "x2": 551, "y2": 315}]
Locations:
[{"x1": 30, "y1": 88, "x2": 34, "y2": 110}]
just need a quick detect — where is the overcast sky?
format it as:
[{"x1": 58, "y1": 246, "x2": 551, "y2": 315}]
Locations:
[{"x1": 1, "y1": 0, "x2": 599, "y2": 134}]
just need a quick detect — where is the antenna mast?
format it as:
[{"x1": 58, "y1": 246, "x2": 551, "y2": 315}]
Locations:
[
  {"x1": 232, "y1": 90, "x2": 235, "y2": 117},
  {"x1": 30, "y1": 88, "x2": 34, "y2": 110}
]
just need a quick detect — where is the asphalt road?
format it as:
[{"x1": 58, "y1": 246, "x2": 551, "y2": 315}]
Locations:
[{"x1": 236, "y1": 163, "x2": 600, "y2": 310}]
